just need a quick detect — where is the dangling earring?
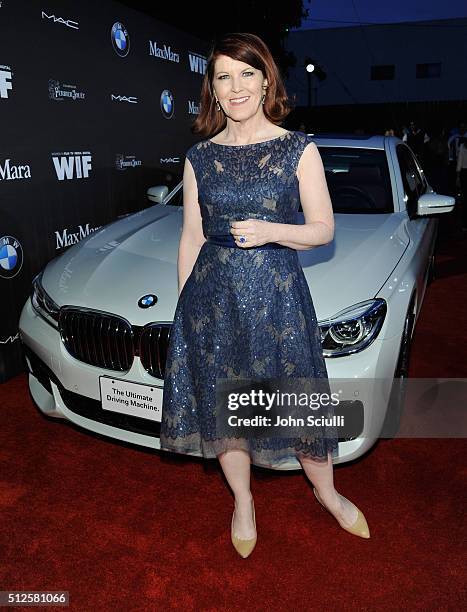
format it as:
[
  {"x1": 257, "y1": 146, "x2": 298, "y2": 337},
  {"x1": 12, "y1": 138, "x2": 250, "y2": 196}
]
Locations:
[
  {"x1": 261, "y1": 94, "x2": 266, "y2": 105},
  {"x1": 215, "y1": 99, "x2": 221, "y2": 111}
]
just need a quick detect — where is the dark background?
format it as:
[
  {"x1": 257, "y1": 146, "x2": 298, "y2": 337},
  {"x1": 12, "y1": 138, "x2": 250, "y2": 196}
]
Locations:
[{"x1": 0, "y1": 0, "x2": 209, "y2": 381}]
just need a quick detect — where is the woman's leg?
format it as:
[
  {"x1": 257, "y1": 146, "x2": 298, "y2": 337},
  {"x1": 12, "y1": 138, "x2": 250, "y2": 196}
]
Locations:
[
  {"x1": 298, "y1": 452, "x2": 359, "y2": 528},
  {"x1": 218, "y1": 449, "x2": 256, "y2": 539}
]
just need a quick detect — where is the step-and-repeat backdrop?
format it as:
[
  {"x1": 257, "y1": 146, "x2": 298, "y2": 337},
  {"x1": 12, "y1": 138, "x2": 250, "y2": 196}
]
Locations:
[{"x1": 0, "y1": 0, "x2": 209, "y2": 381}]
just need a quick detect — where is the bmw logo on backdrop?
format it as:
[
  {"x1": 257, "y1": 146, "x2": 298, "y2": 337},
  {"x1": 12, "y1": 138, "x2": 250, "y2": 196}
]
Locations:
[
  {"x1": 160, "y1": 89, "x2": 174, "y2": 119},
  {"x1": 111, "y1": 22, "x2": 130, "y2": 57},
  {"x1": 0, "y1": 236, "x2": 24, "y2": 279},
  {"x1": 138, "y1": 294, "x2": 158, "y2": 309}
]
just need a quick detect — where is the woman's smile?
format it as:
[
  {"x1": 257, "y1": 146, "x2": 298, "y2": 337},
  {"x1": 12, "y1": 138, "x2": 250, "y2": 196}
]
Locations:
[{"x1": 229, "y1": 96, "x2": 250, "y2": 106}]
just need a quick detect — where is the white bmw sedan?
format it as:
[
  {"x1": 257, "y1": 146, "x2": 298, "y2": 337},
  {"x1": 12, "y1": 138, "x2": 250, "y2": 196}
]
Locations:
[{"x1": 18, "y1": 135, "x2": 455, "y2": 469}]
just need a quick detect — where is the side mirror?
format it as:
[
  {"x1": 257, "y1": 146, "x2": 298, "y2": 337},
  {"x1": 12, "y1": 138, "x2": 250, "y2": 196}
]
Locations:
[
  {"x1": 417, "y1": 192, "x2": 456, "y2": 216},
  {"x1": 147, "y1": 185, "x2": 169, "y2": 204}
]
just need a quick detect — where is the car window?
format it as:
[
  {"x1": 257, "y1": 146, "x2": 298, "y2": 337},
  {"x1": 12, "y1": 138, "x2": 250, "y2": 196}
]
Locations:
[
  {"x1": 411, "y1": 152, "x2": 428, "y2": 192},
  {"x1": 396, "y1": 144, "x2": 425, "y2": 213},
  {"x1": 299, "y1": 147, "x2": 393, "y2": 214}
]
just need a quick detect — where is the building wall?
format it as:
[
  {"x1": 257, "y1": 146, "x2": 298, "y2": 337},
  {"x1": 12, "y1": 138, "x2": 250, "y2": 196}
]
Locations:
[{"x1": 285, "y1": 18, "x2": 467, "y2": 107}]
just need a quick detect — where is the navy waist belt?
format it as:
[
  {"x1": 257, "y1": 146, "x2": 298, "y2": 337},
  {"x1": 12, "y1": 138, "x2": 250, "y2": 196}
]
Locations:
[{"x1": 206, "y1": 233, "x2": 287, "y2": 250}]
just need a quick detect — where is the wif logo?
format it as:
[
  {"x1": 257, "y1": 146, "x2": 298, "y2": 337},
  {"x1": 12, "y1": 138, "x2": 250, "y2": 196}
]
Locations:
[
  {"x1": 0, "y1": 66, "x2": 12, "y2": 99},
  {"x1": 188, "y1": 53, "x2": 207, "y2": 75},
  {"x1": 42, "y1": 11, "x2": 79, "y2": 29},
  {"x1": 52, "y1": 152, "x2": 92, "y2": 180}
]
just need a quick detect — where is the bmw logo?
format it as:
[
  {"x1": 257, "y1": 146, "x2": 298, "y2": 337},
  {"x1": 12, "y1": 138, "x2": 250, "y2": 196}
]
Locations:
[
  {"x1": 0, "y1": 235, "x2": 24, "y2": 279},
  {"x1": 160, "y1": 89, "x2": 174, "y2": 119},
  {"x1": 111, "y1": 22, "x2": 130, "y2": 57},
  {"x1": 138, "y1": 294, "x2": 158, "y2": 309}
]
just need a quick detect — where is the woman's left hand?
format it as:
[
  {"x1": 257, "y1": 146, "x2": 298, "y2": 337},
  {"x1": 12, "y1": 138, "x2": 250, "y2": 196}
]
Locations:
[{"x1": 230, "y1": 219, "x2": 275, "y2": 247}]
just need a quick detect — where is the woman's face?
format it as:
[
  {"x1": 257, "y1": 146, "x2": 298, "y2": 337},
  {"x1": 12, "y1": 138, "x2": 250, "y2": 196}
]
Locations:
[{"x1": 212, "y1": 54, "x2": 268, "y2": 120}]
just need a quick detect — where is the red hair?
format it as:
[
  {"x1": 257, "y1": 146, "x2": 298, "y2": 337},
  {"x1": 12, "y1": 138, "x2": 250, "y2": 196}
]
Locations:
[{"x1": 192, "y1": 33, "x2": 292, "y2": 138}]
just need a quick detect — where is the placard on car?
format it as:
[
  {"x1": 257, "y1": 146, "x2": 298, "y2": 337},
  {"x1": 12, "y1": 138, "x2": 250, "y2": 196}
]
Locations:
[{"x1": 100, "y1": 376, "x2": 163, "y2": 422}]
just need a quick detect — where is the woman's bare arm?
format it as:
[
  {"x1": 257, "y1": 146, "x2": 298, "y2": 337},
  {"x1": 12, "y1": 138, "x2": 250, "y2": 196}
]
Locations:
[
  {"x1": 272, "y1": 142, "x2": 335, "y2": 250},
  {"x1": 177, "y1": 157, "x2": 206, "y2": 295}
]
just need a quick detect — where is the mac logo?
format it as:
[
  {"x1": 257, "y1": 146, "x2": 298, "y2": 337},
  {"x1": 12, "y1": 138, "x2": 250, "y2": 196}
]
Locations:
[{"x1": 41, "y1": 11, "x2": 79, "y2": 29}]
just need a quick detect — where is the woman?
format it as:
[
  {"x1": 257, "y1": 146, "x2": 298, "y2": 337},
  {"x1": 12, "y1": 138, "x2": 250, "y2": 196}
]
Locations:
[{"x1": 159, "y1": 33, "x2": 370, "y2": 558}]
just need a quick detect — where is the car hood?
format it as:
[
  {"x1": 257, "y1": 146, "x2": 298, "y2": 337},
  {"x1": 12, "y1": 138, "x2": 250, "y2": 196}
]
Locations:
[{"x1": 42, "y1": 205, "x2": 409, "y2": 325}]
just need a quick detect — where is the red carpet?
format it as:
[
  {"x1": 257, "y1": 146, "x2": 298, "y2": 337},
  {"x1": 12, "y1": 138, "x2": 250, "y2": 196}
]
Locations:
[{"x1": 1, "y1": 214, "x2": 466, "y2": 611}]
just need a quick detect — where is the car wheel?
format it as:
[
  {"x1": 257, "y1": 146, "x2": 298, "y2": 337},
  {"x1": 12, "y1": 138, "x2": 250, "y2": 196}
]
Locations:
[{"x1": 380, "y1": 303, "x2": 416, "y2": 438}]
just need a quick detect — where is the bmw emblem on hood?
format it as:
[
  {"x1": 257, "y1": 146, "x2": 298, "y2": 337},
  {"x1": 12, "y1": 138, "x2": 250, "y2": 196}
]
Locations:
[{"x1": 138, "y1": 294, "x2": 158, "y2": 309}]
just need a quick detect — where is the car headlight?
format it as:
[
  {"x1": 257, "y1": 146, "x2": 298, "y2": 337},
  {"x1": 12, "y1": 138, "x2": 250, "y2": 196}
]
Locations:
[
  {"x1": 319, "y1": 298, "x2": 387, "y2": 357},
  {"x1": 31, "y1": 271, "x2": 60, "y2": 329}
]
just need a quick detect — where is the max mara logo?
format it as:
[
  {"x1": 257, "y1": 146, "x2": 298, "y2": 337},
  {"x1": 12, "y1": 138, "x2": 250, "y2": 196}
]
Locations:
[{"x1": 0, "y1": 159, "x2": 31, "y2": 180}]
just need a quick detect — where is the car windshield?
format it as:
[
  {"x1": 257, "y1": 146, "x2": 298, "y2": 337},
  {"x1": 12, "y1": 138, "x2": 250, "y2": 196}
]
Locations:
[
  {"x1": 165, "y1": 146, "x2": 393, "y2": 213},
  {"x1": 309, "y1": 146, "x2": 393, "y2": 214},
  {"x1": 163, "y1": 179, "x2": 183, "y2": 206}
]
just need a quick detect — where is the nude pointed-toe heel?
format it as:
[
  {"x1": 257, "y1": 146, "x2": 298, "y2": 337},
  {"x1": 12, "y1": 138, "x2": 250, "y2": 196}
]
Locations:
[
  {"x1": 231, "y1": 499, "x2": 257, "y2": 558},
  {"x1": 313, "y1": 487, "x2": 370, "y2": 539}
]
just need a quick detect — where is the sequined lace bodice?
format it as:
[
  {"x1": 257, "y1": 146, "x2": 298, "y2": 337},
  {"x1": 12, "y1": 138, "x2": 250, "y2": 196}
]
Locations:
[{"x1": 185, "y1": 131, "x2": 315, "y2": 236}]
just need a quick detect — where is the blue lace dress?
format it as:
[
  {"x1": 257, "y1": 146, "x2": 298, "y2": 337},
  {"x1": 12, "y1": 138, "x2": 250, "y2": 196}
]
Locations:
[{"x1": 159, "y1": 130, "x2": 339, "y2": 468}]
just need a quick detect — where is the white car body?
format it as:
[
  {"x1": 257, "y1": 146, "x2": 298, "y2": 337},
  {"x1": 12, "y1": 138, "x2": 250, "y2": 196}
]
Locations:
[{"x1": 18, "y1": 135, "x2": 455, "y2": 469}]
